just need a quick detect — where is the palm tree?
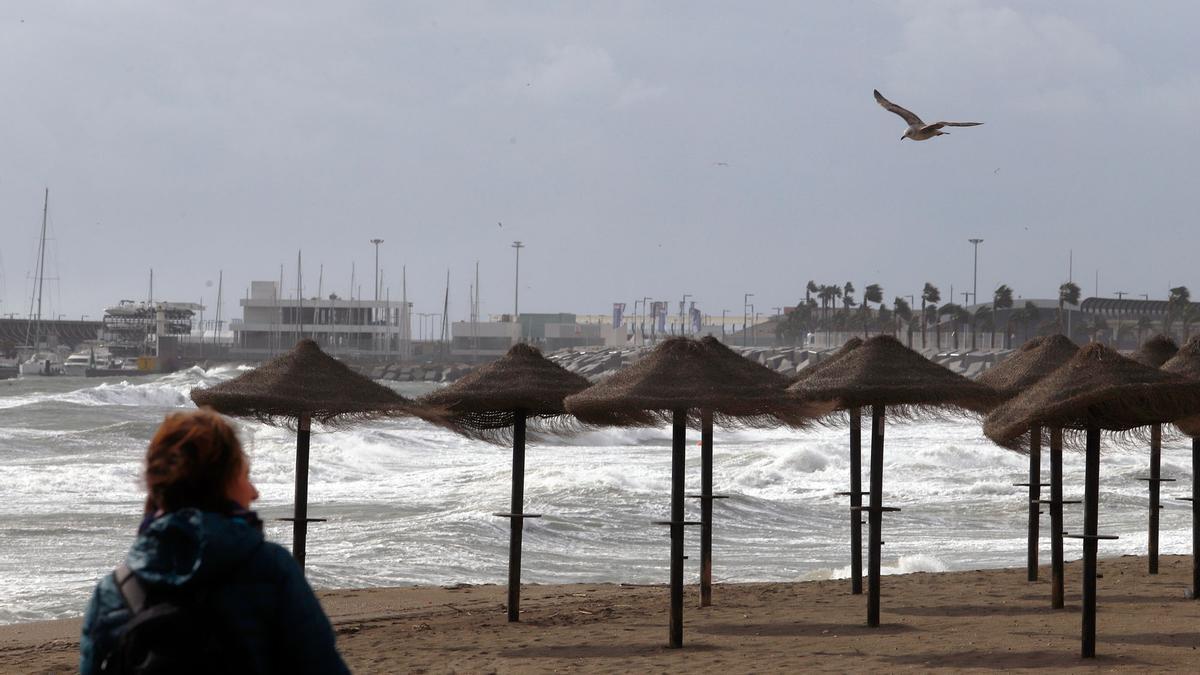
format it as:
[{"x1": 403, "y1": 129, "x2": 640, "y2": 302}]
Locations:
[
  {"x1": 1088, "y1": 315, "x2": 1110, "y2": 344},
  {"x1": 806, "y1": 280, "x2": 818, "y2": 305},
  {"x1": 1166, "y1": 286, "x2": 1190, "y2": 341},
  {"x1": 842, "y1": 282, "x2": 857, "y2": 314},
  {"x1": 1021, "y1": 301, "x2": 1040, "y2": 344},
  {"x1": 1183, "y1": 304, "x2": 1199, "y2": 342},
  {"x1": 894, "y1": 296, "x2": 913, "y2": 346},
  {"x1": 817, "y1": 284, "x2": 841, "y2": 344},
  {"x1": 992, "y1": 284, "x2": 1014, "y2": 348},
  {"x1": 1136, "y1": 315, "x2": 1153, "y2": 347},
  {"x1": 921, "y1": 283, "x2": 940, "y2": 350},
  {"x1": 1058, "y1": 282, "x2": 1081, "y2": 334},
  {"x1": 938, "y1": 303, "x2": 969, "y2": 350},
  {"x1": 876, "y1": 304, "x2": 893, "y2": 336},
  {"x1": 974, "y1": 305, "x2": 994, "y2": 349},
  {"x1": 862, "y1": 283, "x2": 883, "y2": 337}
]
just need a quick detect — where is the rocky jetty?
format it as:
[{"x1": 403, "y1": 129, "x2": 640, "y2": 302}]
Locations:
[
  {"x1": 364, "y1": 342, "x2": 1012, "y2": 384},
  {"x1": 544, "y1": 343, "x2": 1011, "y2": 381}
]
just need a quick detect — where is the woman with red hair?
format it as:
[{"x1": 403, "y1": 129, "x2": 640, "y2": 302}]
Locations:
[{"x1": 80, "y1": 409, "x2": 349, "y2": 674}]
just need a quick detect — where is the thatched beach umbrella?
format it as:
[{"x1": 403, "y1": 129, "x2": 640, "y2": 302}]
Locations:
[
  {"x1": 789, "y1": 335, "x2": 1001, "y2": 628},
  {"x1": 414, "y1": 343, "x2": 589, "y2": 623},
  {"x1": 786, "y1": 337, "x2": 867, "y2": 595},
  {"x1": 984, "y1": 343, "x2": 1200, "y2": 658},
  {"x1": 1159, "y1": 335, "x2": 1200, "y2": 599},
  {"x1": 190, "y1": 339, "x2": 411, "y2": 570},
  {"x1": 564, "y1": 337, "x2": 822, "y2": 648},
  {"x1": 977, "y1": 334, "x2": 1078, "y2": 604},
  {"x1": 1130, "y1": 335, "x2": 1179, "y2": 574}
]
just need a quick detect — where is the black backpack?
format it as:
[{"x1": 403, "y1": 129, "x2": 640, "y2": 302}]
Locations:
[{"x1": 98, "y1": 563, "x2": 241, "y2": 675}]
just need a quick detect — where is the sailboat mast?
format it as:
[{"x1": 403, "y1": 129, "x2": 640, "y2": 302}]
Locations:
[
  {"x1": 441, "y1": 269, "x2": 450, "y2": 352},
  {"x1": 215, "y1": 270, "x2": 223, "y2": 344},
  {"x1": 401, "y1": 265, "x2": 408, "y2": 358},
  {"x1": 30, "y1": 188, "x2": 50, "y2": 348},
  {"x1": 297, "y1": 250, "x2": 304, "y2": 340},
  {"x1": 316, "y1": 264, "x2": 323, "y2": 332}
]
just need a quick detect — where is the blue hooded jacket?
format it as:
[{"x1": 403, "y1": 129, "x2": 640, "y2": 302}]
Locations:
[{"x1": 80, "y1": 509, "x2": 350, "y2": 674}]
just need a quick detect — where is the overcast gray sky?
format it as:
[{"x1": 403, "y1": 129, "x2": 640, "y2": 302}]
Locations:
[{"x1": 2, "y1": 1, "x2": 1198, "y2": 323}]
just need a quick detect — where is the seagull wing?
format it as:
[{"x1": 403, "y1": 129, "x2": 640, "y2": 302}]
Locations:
[
  {"x1": 874, "y1": 89, "x2": 923, "y2": 126},
  {"x1": 925, "y1": 121, "x2": 983, "y2": 130}
]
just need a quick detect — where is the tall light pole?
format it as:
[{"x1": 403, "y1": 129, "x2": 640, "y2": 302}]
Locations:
[
  {"x1": 512, "y1": 241, "x2": 524, "y2": 324},
  {"x1": 721, "y1": 309, "x2": 728, "y2": 339},
  {"x1": 968, "y1": 238, "x2": 983, "y2": 306},
  {"x1": 743, "y1": 293, "x2": 754, "y2": 347},
  {"x1": 680, "y1": 294, "x2": 692, "y2": 335},
  {"x1": 370, "y1": 239, "x2": 384, "y2": 303}
]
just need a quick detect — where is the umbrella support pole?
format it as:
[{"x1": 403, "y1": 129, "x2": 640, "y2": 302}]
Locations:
[
  {"x1": 1081, "y1": 426, "x2": 1101, "y2": 658},
  {"x1": 293, "y1": 414, "x2": 311, "y2": 570},
  {"x1": 1193, "y1": 436, "x2": 1199, "y2": 599},
  {"x1": 1148, "y1": 424, "x2": 1162, "y2": 574},
  {"x1": 849, "y1": 407, "x2": 864, "y2": 595},
  {"x1": 669, "y1": 409, "x2": 686, "y2": 648},
  {"x1": 867, "y1": 405, "x2": 886, "y2": 628},
  {"x1": 507, "y1": 411, "x2": 527, "y2": 622},
  {"x1": 700, "y1": 410, "x2": 714, "y2": 608},
  {"x1": 1027, "y1": 425, "x2": 1042, "y2": 582},
  {"x1": 1050, "y1": 428, "x2": 1065, "y2": 609}
]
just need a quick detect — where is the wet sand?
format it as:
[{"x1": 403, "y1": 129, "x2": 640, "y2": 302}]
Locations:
[{"x1": 3, "y1": 554, "x2": 1198, "y2": 673}]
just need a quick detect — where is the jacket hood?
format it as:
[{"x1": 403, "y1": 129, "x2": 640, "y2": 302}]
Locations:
[{"x1": 126, "y1": 508, "x2": 265, "y2": 589}]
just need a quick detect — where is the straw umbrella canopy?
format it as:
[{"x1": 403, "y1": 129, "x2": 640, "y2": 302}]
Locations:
[
  {"x1": 789, "y1": 335, "x2": 1001, "y2": 628},
  {"x1": 414, "y1": 343, "x2": 590, "y2": 623},
  {"x1": 1159, "y1": 336, "x2": 1200, "y2": 599},
  {"x1": 977, "y1": 334, "x2": 1079, "y2": 599},
  {"x1": 983, "y1": 343, "x2": 1200, "y2": 658},
  {"x1": 416, "y1": 342, "x2": 589, "y2": 442},
  {"x1": 564, "y1": 337, "x2": 824, "y2": 649},
  {"x1": 189, "y1": 338, "x2": 412, "y2": 569},
  {"x1": 1130, "y1": 334, "x2": 1179, "y2": 368},
  {"x1": 785, "y1": 337, "x2": 869, "y2": 596}
]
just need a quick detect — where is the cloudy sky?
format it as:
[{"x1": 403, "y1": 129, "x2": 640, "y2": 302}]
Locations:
[{"x1": 2, "y1": 1, "x2": 1198, "y2": 323}]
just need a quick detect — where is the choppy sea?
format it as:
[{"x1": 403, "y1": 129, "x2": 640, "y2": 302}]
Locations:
[{"x1": 0, "y1": 365, "x2": 1194, "y2": 624}]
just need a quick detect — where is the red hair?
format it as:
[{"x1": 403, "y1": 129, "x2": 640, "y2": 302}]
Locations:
[{"x1": 144, "y1": 409, "x2": 245, "y2": 514}]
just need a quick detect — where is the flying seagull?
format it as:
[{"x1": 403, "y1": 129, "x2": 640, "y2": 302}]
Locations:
[{"x1": 874, "y1": 89, "x2": 982, "y2": 141}]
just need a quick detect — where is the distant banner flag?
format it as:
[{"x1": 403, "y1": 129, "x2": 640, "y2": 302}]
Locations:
[
  {"x1": 653, "y1": 302, "x2": 668, "y2": 333},
  {"x1": 612, "y1": 302, "x2": 626, "y2": 329},
  {"x1": 690, "y1": 306, "x2": 702, "y2": 333}
]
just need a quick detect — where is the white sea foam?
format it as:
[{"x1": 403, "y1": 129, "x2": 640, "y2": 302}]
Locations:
[{"x1": 0, "y1": 371, "x2": 1195, "y2": 624}]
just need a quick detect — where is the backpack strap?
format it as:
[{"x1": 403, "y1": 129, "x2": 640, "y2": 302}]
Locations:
[{"x1": 113, "y1": 563, "x2": 147, "y2": 614}]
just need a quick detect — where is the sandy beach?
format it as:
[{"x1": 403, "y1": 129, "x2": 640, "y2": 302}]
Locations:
[{"x1": 2, "y1": 554, "x2": 1196, "y2": 673}]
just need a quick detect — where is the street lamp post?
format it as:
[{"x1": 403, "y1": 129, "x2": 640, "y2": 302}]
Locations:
[
  {"x1": 370, "y1": 239, "x2": 384, "y2": 303},
  {"x1": 721, "y1": 309, "x2": 728, "y2": 340},
  {"x1": 370, "y1": 238, "x2": 384, "y2": 353},
  {"x1": 680, "y1": 294, "x2": 692, "y2": 336},
  {"x1": 743, "y1": 293, "x2": 754, "y2": 347},
  {"x1": 969, "y1": 238, "x2": 983, "y2": 350},
  {"x1": 968, "y1": 238, "x2": 983, "y2": 306},
  {"x1": 512, "y1": 241, "x2": 524, "y2": 326}
]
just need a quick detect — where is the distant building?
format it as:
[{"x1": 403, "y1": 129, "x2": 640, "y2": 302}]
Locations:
[
  {"x1": 234, "y1": 281, "x2": 409, "y2": 358},
  {"x1": 451, "y1": 312, "x2": 626, "y2": 358},
  {"x1": 103, "y1": 300, "x2": 203, "y2": 357}
]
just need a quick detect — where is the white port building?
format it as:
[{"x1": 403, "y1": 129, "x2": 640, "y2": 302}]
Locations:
[{"x1": 234, "y1": 281, "x2": 410, "y2": 358}]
